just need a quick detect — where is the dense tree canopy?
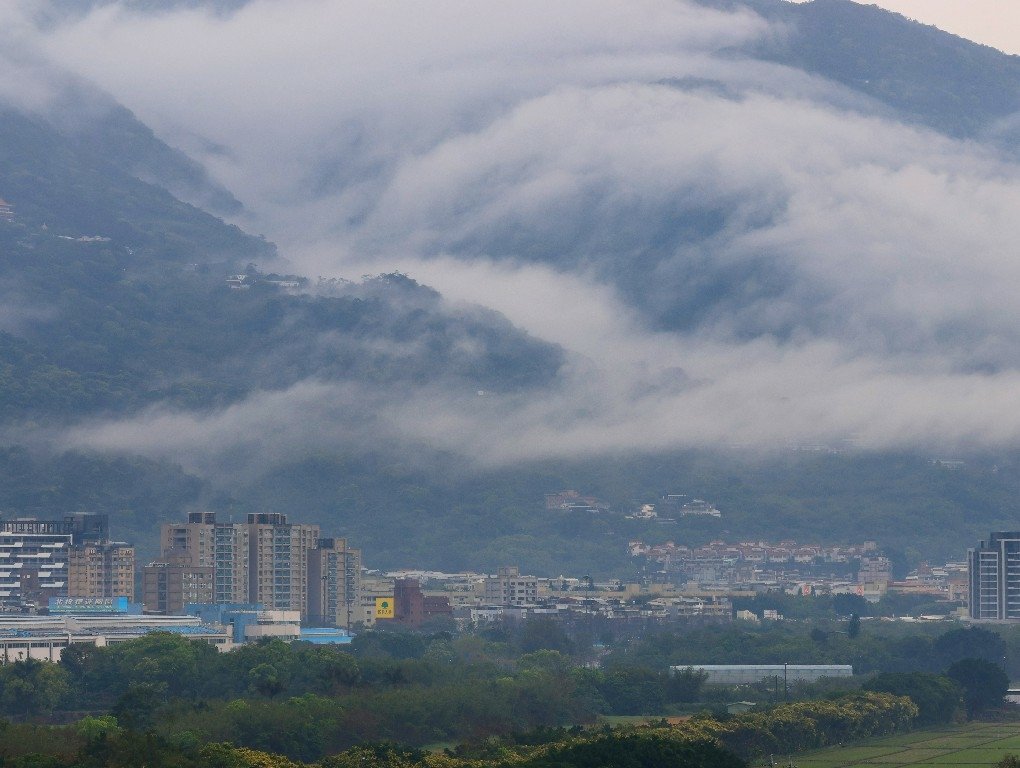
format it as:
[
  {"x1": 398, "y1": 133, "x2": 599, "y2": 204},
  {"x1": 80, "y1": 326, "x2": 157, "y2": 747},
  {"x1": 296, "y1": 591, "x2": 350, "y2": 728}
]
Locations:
[{"x1": 946, "y1": 659, "x2": 1009, "y2": 717}]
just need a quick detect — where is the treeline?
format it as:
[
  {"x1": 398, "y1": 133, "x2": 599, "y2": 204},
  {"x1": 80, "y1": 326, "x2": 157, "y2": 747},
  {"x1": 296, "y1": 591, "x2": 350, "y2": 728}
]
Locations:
[
  {"x1": 0, "y1": 725, "x2": 745, "y2": 768},
  {"x1": 607, "y1": 622, "x2": 1018, "y2": 678},
  {"x1": 0, "y1": 622, "x2": 1003, "y2": 762},
  {"x1": 0, "y1": 693, "x2": 918, "y2": 768},
  {"x1": 0, "y1": 632, "x2": 711, "y2": 759},
  {"x1": 0, "y1": 618, "x2": 1006, "y2": 766},
  {"x1": 682, "y1": 692, "x2": 916, "y2": 759}
]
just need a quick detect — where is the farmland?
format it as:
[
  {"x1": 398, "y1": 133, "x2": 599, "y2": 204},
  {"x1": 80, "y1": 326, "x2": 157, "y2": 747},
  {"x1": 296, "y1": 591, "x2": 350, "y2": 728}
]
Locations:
[{"x1": 771, "y1": 721, "x2": 1020, "y2": 768}]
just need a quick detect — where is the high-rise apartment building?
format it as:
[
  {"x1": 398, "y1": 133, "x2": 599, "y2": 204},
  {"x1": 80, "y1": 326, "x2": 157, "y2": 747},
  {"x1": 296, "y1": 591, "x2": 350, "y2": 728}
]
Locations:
[
  {"x1": 968, "y1": 531, "x2": 1020, "y2": 620},
  {"x1": 142, "y1": 551, "x2": 214, "y2": 615},
  {"x1": 67, "y1": 541, "x2": 135, "y2": 602},
  {"x1": 0, "y1": 514, "x2": 112, "y2": 609},
  {"x1": 246, "y1": 513, "x2": 319, "y2": 617},
  {"x1": 308, "y1": 538, "x2": 361, "y2": 628},
  {"x1": 161, "y1": 512, "x2": 250, "y2": 604},
  {"x1": 159, "y1": 512, "x2": 333, "y2": 619}
]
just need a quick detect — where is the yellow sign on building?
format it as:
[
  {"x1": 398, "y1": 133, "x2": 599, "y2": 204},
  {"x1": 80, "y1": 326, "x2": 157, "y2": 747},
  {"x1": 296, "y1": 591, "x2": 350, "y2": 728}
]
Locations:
[{"x1": 375, "y1": 597, "x2": 395, "y2": 619}]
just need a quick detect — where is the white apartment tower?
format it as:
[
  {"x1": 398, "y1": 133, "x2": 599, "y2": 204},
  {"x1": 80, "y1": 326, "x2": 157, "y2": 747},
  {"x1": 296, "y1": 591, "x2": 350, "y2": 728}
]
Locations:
[{"x1": 968, "y1": 531, "x2": 1020, "y2": 620}]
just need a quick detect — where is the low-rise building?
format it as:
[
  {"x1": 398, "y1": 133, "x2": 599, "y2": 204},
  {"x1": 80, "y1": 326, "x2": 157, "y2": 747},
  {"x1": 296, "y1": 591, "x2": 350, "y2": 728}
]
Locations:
[
  {"x1": 485, "y1": 566, "x2": 538, "y2": 606},
  {"x1": 392, "y1": 578, "x2": 453, "y2": 628},
  {"x1": 0, "y1": 612, "x2": 231, "y2": 661},
  {"x1": 675, "y1": 664, "x2": 853, "y2": 686},
  {"x1": 185, "y1": 603, "x2": 303, "y2": 644}
]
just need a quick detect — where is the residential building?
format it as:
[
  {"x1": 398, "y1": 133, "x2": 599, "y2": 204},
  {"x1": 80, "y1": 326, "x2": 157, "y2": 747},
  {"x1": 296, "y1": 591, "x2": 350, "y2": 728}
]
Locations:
[
  {"x1": 0, "y1": 514, "x2": 111, "y2": 610},
  {"x1": 246, "y1": 513, "x2": 319, "y2": 617},
  {"x1": 544, "y1": 490, "x2": 608, "y2": 513},
  {"x1": 161, "y1": 512, "x2": 250, "y2": 604},
  {"x1": 307, "y1": 538, "x2": 361, "y2": 628},
  {"x1": 142, "y1": 551, "x2": 214, "y2": 615},
  {"x1": 68, "y1": 541, "x2": 135, "y2": 602},
  {"x1": 857, "y1": 556, "x2": 892, "y2": 591},
  {"x1": 358, "y1": 574, "x2": 395, "y2": 628},
  {"x1": 162, "y1": 512, "x2": 365, "y2": 620},
  {"x1": 484, "y1": 566, "x2": 538, "y2": 606},
  {"x1": 969, "y1": 531, "x2": 1020, "y2": 620}
]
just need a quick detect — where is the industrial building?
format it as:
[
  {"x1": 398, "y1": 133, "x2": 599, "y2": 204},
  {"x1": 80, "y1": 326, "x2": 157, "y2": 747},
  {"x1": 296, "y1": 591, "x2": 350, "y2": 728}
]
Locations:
[
  {"x1": 0, "y1": 607, "x2": 231, "y2": 661},
  {"x1": 674, "y1": 664, "x2": 854, "y2": 685}
]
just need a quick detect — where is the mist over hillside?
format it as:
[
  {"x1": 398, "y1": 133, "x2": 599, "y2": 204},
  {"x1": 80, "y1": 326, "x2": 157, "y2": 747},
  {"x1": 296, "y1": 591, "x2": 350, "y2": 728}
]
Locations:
[{"x1": 2, "y1": 0, "x2": 1020, "y2": 567}]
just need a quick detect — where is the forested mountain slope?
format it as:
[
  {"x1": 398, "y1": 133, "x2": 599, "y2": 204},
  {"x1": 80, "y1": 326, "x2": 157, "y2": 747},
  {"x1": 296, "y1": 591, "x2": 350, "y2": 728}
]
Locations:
[
  {"x1": 726, "y1": 0, "x2": 1020, "y2": 137},
  {"x1": 3, "y1": 0, "x2": 1020, "y2": 571}
]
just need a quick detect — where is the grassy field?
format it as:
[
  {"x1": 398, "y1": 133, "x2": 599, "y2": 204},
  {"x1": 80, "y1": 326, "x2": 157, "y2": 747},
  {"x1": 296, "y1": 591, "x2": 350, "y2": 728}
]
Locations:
[
  {"x1": 762, "y1": 721, "x2": 1020, "y2": 768},
  {"x1": 597, "y1": 714, "x2": 691, "y2": 726}
]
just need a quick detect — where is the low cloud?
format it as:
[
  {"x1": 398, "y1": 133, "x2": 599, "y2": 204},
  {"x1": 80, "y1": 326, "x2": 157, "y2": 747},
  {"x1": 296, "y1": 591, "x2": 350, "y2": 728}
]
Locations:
[
  {"x1": 8, "y1": 0, "x2": 1020, "y2": 465},
  {"x1": 57, "y1": 335, "x2": 1020, "y2": 470}
]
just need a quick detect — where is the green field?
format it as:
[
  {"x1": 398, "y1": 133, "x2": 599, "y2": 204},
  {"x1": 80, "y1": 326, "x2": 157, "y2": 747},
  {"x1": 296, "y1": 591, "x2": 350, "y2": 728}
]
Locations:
[{"x1": 760, "y1": 722, "x2": 1020, "y2": 768}]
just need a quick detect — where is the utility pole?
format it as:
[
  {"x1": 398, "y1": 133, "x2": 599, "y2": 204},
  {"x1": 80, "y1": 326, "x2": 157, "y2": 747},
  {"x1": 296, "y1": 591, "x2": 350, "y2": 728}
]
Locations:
[
  {"x1": 344, "y1": 550, "x2": 356, "y2": 632},
  {"x1": 321, "y1": 574, "x2": 328, "y2": 626}
]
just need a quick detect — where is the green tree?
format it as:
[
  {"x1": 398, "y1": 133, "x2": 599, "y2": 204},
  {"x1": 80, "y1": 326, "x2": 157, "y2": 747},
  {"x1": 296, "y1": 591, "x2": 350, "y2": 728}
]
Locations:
[
  {"x1": 666, "y1": 666, "x2": 709, "y2": 703},
  {"x1": 946, "y1": 658, "x2": 1009, "y2": 717},
  {"x1": 863, "y1": 672, "x2": 961, "y2": 725},
  {"x1": 76, "y1": 715, "x2": 123, "y2": 743},
  {"x1": 834, "y1": 593, "x2": 869, "y2": 617},
  {"x1": 518, "y1": 617, "x2": 576, "y2": 655},
  {"x1": 0, "y1": 659, "x2": 69, "y2": 717},
  {"x1": 528, "y1": 732, "x2": 746, "y2": 768},
  {"x1": 248, "y1": 664, "x2": 288, "y2": 698},
  {"x1": 935, "y1": 627, "x2": 1006, "y2": 668},
  {"x1": 112, "y1": 683, "x2": 164, "y2": 730},
  {"x1": 596, "y1": 667, "x2": 667, "y2": 715}
]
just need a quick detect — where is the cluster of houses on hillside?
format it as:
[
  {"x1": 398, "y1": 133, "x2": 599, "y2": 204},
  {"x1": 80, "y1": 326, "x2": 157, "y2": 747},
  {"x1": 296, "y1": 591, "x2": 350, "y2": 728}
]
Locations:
[{"x1": 545, "y1": 490, "x2": 722, "y2": 521}]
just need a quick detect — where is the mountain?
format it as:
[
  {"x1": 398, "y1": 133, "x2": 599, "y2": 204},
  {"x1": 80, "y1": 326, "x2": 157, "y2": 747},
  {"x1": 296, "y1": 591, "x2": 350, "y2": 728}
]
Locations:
[
  {"x1": 4, "y1": 0, "x2": 1020, "y2": 573},
  {"x1": 0, "y1": 65, "x2": 563, "y2": 421},
  {"x1": 0, "y1": 103, "x2": 262, "y2": 262},
  {"x1": 716, "y1": 0, "x2": 1020, "y2": 138},
  {"x1": 0, "y1": 68, "x2": 566, "y2": 560}
]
